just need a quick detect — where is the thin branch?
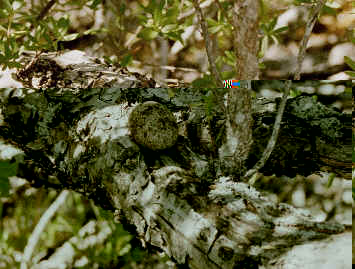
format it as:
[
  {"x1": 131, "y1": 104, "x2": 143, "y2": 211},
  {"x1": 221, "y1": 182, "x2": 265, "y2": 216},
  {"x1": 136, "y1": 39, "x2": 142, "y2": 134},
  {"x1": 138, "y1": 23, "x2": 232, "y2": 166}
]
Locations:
[
  {"x1": 178, "y1": 0, "x2": 214, "y2": 21},
  {"x1": 37, "y1": 0, "x2": 57, "y2": 23},
  {"x1": 244, "y1": 0, "x2": 326, "y2": 179},
  {"x1": 294, "y1": 0, "x2": 326, "y2": 80},
  {"x1": 244, "y1": 80, "x2": 292, "y2": 179},
  {"x1": 192, "y1": 0, "x2": 223, "y2": 88},
  {"x1": 21, "y1": 190, "x2": 70, "y2": 269}
]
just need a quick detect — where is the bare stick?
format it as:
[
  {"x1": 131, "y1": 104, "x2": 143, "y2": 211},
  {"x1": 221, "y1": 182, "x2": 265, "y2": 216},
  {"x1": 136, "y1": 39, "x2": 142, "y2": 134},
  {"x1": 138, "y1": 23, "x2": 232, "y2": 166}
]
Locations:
[
  {"x1": 244, "y1": 0, "x2": 326, "y2": 179},
  {"x1": 192, "y1": 0, "x2": 223, "y2": 88},
  {"x1": 37, "y1": 0, "x2": 57, "y2": 23},
  {"x1": 21, "y1": 190, "x2": 69, "y2": 269},
  {"x1": 244, "y1": 80, "x2": 291, "y2": 179},
  {"x1": 294, "y1": 0, "x2": 326, "y2": 80}
]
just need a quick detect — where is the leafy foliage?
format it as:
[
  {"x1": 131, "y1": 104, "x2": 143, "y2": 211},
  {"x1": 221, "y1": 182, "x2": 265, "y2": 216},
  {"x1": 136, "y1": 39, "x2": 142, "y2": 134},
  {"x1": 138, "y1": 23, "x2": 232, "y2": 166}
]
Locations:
[
  {"x1": 0, "y1": 0, "x2": 293, "y2": 79},
  {"x1": 259, "y1": 17, "x2": 288, "y2": 58},
  {"x1": 0, "y1": 0, "x2": 350, "y2": 83},
  {"x1": 137, "y1": 0, "x2": 184, "y2": 43},
  {"x1": 344, "y1": 56, "x2": 355, "y2": 78}
]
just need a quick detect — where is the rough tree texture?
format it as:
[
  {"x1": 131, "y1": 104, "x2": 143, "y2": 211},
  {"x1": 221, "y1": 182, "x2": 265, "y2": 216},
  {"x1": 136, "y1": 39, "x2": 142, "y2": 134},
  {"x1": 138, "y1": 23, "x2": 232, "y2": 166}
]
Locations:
[
  {"x1": 128, "y1": 101, "x2": 179, "y2": 150},
  {"x1": 0, "y1": 83, "x2": 351, "y2": 268},
  {"x1": 232, "y1": 1, "x2": 260, "y2": 79},
  {"x1": 218, "y1": 83, "x2": 253, "y2": 177}
]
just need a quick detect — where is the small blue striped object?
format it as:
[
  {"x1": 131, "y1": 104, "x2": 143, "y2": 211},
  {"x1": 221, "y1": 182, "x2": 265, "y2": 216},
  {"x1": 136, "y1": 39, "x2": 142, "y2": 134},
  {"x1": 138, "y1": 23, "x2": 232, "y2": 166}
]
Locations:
[{"x1": 223, "y1": 80, "x2": 240, "y2": 88}]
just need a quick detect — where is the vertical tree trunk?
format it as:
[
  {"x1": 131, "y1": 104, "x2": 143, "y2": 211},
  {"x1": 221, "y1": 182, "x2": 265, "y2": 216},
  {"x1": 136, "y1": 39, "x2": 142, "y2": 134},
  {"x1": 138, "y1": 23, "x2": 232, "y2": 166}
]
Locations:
[
  {"x1": 219, "y1": 83, "x2": 253, "y2": 177},
  {"x1": 232, "y1": 0, "x2": 260, "y2": 79}
]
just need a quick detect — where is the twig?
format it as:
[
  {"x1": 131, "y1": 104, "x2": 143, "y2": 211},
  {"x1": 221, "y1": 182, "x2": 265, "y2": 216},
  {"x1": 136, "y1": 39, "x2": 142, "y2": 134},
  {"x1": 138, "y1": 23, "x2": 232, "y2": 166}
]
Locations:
[
  {"x1": 192, "y1": 0, "x2": 223, "y2": 88},
  {"x1": 37, "y1": 0, "x2": 57, "y2": 23},
  {"x1": 21, "y1": 190, "x2": 70, "y2": 269},
  {"x1": 178, "y1": 0, "x2": 214, "y2": 20},
  {"x1": 244, "y1": 0, "x2": 326, "y2": 179},
  {"x1": 294, "y1": 0, "x2": 326, "y2": 80},
  {"x1": 244, "y1": 80, "x2": 291, "y2": 179}
]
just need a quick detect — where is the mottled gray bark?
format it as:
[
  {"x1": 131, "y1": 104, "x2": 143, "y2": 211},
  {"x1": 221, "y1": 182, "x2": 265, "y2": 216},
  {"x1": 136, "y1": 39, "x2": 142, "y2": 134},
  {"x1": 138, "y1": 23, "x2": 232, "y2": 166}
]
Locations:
[
  {"x1": 232, "y1": 0, "x2": 260, "y2": 79},
  {"x1": 218, "y1": 82, "x2": 253, "y2": 177},
  {"x1": 0, "y1": 84, "x2": 350, "y2": 268}
]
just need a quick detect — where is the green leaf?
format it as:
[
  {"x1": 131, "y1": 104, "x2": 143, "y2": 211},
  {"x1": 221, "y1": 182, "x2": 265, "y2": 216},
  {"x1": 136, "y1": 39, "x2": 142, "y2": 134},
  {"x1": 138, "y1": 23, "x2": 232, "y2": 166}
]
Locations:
[
  {"x1": 2, "y1": 0, "x2": 12, "y2": 12},
  {"x1": 221, "y1": 51, "x2": 236, "y2": 67},
  {"x1": 223, "y1": 50, "x2": 236, "y2": 66},
  {"x1": 165, "y1": 31, "x2": 183, "y2": 43},
  {"x1": 260, "y1": 23, "x2": 268, "y2": 33},
  {"x1": 209, "y1": 25, "x2": 223, "y2": 34},
  {"x1": 221, "y1": 70, "x2": 235, "y2": 80},
  {"x1": 322, "y1": 5, "x2": 337, "y2": 15},
  {"x1": 153, "y1": 8, "x2": 162, "y2": 25},
  {"x1": 273, "y1": 26, "x2": 288, "y2": 34},
  {"x1": 191, "y1": 75, "x2": 217, "y2": 88},
  {"x1": 271, "y1": 34, "x2": 279, "y2": 45},
  {"x1": 84, "y1": 27, "x2": 107, "y2": 35},
  {"x1": 62, "y1": 33, "x2": 79, "y2": 41},
  {"x1": 0, "y1": 25, "x2": 7, "y2": 32},
  {"x1": 344, "y1": 71, "x2": 355, "y2": 77},
  {"x1": 207, "y1": 18, "x2": 219, "y2": 27},
  {"x1": 120, "y1": 54, "x2": 133, "y2": 67},
  {"x1": 137, "y1": 14, "x2": 148, "y2": 24},
  {"x1": 293, "y1": 0, "x2": 313, "y2": 5},
  {"x1": 344, "y1": 56, "x2": 355, "y2": 70},
  {"x1": 164, "y1": 3, "x2": 179, "y2": 24},
  {"x1": 138, "y1": 28, "x2": 159, "y2": 40},
  {"x1": 290, "y1": 88, "x2": 302, "y2": 97},
  {"x1": 88, "y1": 0, "x2": 102, "y2": 9},
  {"x1": 224, "y1": 50, "x2": 234, "y2": 59},
  {"x1": 269, "y1": 17, "x2": 277, "y2": 31},
  {"x1": 161, "y1": 24, "x2": 178, "y2": 33},
  {"x1": 119, "y1": 2, "x2": 126, "y2": 14},
  {"x1": 258, "y1": 35, "x2": 268, "y2": 58},
  {"x1": 326, "y1": 173, "x2": 335, "y2": 188},
  {"x1": 151, "y1": 0, "x2": 164, "y2": 25},
  {"x1": 349, "y1": 33, "x2": 355, "y2": 44},
  {"x1": 57, "y1": 17, "x2": 70, "y2": 29}
]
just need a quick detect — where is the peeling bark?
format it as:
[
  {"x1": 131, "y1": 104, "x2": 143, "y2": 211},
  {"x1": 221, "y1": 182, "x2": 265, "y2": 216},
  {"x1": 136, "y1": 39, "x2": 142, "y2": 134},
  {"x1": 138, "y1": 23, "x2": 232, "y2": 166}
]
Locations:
[{"x1": 0, "y1": 86, "x2": 350, "y2": 268}]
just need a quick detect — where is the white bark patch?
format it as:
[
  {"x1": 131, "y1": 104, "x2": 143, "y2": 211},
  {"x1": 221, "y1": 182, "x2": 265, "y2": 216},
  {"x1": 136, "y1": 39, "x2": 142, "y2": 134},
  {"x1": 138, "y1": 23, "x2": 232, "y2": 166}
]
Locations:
[
  {"x1": 76, "y1": 104, "x2": 131, "y2": 142},
  {"x1": 72, "y1": 144, "x2": 85, "y2": 158},
  {"x1": 267, "y1": 232, "x2": 351, "y2": 269}
]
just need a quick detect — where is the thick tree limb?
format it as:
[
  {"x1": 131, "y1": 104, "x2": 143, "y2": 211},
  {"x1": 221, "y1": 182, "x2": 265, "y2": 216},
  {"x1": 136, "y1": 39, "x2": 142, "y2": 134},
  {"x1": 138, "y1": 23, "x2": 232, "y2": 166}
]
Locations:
[{"x1": 0, "y1": 85, "x2": 350, "y2": 268}]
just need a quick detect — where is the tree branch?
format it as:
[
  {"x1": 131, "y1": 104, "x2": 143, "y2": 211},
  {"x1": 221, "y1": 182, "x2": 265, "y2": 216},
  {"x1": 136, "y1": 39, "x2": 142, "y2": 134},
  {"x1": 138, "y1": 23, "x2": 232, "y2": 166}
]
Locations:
[
  {"x1": 245, "y1": 0, "x2": 327, "y2": 179},
  {"x1": 244, "y1": 80, "x2": 291, "y2": 179},
  {"x1": 232, "y1": 0, "x2": 260, "y2": 79},
  {"x1": 0, "y1": 85, "x2": 350, "y2": 268},
  {"x1": 294, "y1": 0, "x2": 327, "y2": 80},
  {"x1": 192, "y1": 0, "x2": 223, "y2": 87}
]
